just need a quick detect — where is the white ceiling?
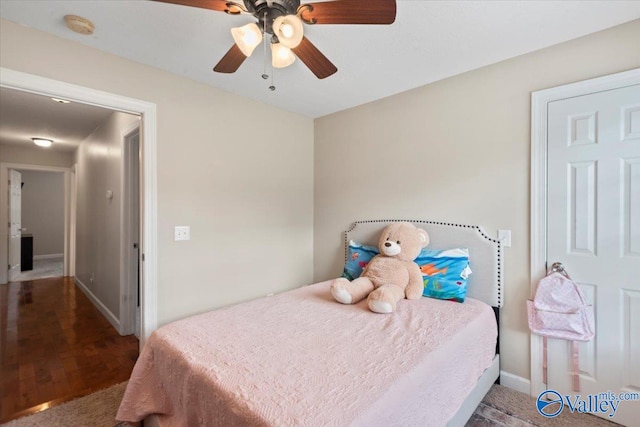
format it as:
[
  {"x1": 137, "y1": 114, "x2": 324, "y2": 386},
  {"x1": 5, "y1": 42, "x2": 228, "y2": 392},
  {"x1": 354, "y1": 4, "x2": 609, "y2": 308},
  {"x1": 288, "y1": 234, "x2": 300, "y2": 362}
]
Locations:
[
  {"x1": 1, "y1": 0, "x2": 639, "y2": 120},
  {"x1": 0, "y1": 87, "x2": 115, "y2": 152},
  {"x1": 0, "y1": 0, "x2": 640, "y2": 150}
]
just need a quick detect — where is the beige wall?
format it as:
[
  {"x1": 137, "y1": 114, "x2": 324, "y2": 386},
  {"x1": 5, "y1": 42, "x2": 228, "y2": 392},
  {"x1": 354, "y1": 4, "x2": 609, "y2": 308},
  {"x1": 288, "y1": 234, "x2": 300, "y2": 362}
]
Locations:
[
  {"x1": 0, "y1": 143, "x2": 75, "y2": 167},
  {"x1": 4, "y1": 15, "x2": 638, "y2": 384},
  {"x1": 74, "y1": 111, "x2": 139, "y2": 319},
  {"x1": 314, "y1": 20, "x2": 640, "y2": 381},
  {"x1": 19, "y1": 170, "x2": 65, "y2": 256},
  {"x1": 0, "y1": 19, "x2": 315, "y2": 324}
]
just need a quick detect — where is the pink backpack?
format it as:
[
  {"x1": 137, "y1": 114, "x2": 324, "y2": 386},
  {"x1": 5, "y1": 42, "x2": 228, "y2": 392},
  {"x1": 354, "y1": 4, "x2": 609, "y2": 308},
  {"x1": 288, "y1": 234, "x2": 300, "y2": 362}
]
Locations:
[{"x1": 527, "y1": 263, "x2": 595, "y2": 391}]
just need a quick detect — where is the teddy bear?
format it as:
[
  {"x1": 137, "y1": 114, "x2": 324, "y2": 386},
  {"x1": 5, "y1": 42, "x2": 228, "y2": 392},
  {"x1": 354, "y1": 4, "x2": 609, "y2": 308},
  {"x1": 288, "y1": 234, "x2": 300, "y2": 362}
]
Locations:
[{"x1": 330, "y1": 222, "x2": 430, "y2": 313}]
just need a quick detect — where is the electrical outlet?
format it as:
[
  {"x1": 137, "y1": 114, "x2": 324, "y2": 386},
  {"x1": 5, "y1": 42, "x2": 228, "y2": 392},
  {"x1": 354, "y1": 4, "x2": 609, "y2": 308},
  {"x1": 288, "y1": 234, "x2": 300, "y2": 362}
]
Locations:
[
  {"x1": 498, "y1": 229, "x2": 512, "y2": 247},
  {"x1": 174, "y1": 226, "x2": 190, "y2": 241}
]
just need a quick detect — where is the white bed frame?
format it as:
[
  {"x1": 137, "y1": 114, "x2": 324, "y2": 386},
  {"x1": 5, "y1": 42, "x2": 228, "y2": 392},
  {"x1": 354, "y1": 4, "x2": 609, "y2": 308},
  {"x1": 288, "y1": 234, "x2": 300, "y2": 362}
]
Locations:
[{"x1": 345, "y1": 220, "x2": 503, "y2": 427}]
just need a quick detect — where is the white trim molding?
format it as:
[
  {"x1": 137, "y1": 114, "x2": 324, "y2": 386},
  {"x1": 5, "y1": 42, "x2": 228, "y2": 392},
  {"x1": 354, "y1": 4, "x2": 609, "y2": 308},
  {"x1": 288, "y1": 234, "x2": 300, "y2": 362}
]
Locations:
[
  {"x1": 0, "y1": 67, "x2": 158, "y2": 348},
  {"x1": 500, "y1": 370, "x2": 531, "y2": 395},
  {"x1": 74, "y1": 277, "x2": 121, "y2": 332},
  {"x1": 120, "y1": 122, "x2": 141, "y2": 336},
  {"x1": 530, "y1": 68, "x2": 640, "y2": 397},
  {"x1": 0, "y1": 163, "x2": 71, "y2": 282},
  {"x1": 33, "y1": 254, "x2": 64, "y2": 260}
]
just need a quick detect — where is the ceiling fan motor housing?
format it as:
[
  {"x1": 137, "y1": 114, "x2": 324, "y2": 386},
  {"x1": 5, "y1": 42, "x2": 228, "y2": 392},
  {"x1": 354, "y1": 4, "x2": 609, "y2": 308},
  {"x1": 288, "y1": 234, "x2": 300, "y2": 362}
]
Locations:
[{"x1": 248, "y1": 0, "x2": 301, "y2": 34}]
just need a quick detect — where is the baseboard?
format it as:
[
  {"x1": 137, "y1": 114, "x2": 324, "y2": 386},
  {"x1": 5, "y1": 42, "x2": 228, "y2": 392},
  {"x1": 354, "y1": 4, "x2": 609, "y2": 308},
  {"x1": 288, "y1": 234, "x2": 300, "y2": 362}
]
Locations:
[
  {"x1": 73, "y1": 277, "x2": 121, "y2": 332},
  {"x1": 33, "y1": 253, "x2": 63, "y2": 260},
  {"x1": 500, "y1": 370, "x2": 531, "y2": 395}
]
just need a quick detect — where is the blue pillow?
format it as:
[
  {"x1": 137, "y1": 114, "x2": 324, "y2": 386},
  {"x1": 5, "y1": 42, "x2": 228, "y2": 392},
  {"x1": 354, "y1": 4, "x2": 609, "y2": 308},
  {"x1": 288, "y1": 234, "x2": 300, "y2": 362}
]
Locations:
[
  {"x1": 415, "y1": 248, "x2": 472, "y2": 303},
  {"x1": 342, "y1": 240, "x2": 378, "y2": 280}
]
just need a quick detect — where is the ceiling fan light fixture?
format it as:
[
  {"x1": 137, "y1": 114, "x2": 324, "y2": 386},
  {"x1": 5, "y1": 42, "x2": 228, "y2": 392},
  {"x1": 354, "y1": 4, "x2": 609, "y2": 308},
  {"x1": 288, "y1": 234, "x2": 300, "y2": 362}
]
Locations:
[
  {"x1": 271, "y1": 43, "x2": 296, "y2": 68},
  {"x1": 231, "y1": 23, "x2": 263, "y2": 57},
  {"x1": 273, "y1": 15, "x2": 303, "y2": 49},
  {"x1": 32, "y1": 138, "x2": 53, "y2": 148}
]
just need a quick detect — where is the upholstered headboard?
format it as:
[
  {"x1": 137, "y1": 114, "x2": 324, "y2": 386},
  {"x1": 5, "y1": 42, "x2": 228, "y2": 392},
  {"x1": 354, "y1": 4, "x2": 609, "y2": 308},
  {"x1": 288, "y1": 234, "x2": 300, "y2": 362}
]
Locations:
[{"x1": 345, "y1": 220, "x2": 503, "y2": 308}]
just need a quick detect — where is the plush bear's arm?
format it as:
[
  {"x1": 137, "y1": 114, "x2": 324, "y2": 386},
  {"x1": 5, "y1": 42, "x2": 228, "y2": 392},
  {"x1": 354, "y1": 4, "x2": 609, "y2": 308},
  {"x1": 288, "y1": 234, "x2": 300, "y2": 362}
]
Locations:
[
  {"x1": 405, "y1": 262, "x2": 424, "y2": 300},
  {"x1": 361, "y1": 255, "x2": 377, "y2": 277}
]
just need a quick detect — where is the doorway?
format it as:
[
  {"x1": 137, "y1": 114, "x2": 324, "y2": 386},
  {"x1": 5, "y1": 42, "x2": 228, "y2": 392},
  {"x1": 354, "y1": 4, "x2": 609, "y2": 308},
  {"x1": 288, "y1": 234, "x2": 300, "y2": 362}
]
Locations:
[
  {"x1": 0, "y1": 67, "x2": 157, "y2": 344},
  {"x1": 122, "y1": 126, "x2": 141, "y2": 337},
  {"x1": 2, "y1": 164, "x2": 73, "y2": 282},
  {"x1": 531, "y1": 68, "x2": 640, "y2": 426},
  {"x1": 11, "y1": 169, "x2": 66, "y2": 282},
  {"x1": 0, "y1": 68, "x2": 157, "y2": 421}
]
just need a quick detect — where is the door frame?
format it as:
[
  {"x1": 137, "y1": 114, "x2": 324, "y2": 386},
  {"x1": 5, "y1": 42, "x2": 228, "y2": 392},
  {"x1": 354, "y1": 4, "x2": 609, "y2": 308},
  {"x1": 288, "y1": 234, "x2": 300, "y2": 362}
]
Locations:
[
  {"x1": 0, "y1": 67, "x2": 158, "y2": 347},
  {"x1": 121, "y1": 123, "x2": 141, "y2": 336},
  {"x1": 7, "y1": 168, "x2": 24, "y2": 281},
  {"x1": 530, "y1": 67, "x2": 640, "y2": 396},
  {"x1": 1, "y1": 164, "x2": 71, "y2": 277}
]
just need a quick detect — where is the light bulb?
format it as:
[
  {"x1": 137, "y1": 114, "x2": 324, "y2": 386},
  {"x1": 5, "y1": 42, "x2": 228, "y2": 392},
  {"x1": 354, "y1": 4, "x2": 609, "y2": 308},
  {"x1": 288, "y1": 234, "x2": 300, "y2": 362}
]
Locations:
[
  {"x1": 273, "y1": 15, "x2": 303, "y2": 49},
  {"x1": 281, "y1": 23, "x2": 294, "y2": 39},
  {"x1": 242, "y1": 30, "x2": 259, "y2": 46}
]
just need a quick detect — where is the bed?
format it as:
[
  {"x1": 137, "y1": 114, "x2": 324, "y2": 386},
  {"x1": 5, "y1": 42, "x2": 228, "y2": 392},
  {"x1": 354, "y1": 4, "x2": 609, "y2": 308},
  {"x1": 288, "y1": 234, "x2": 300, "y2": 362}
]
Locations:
[{"x1": 117, "y1": 220, "x2": 503, "y2": 427}]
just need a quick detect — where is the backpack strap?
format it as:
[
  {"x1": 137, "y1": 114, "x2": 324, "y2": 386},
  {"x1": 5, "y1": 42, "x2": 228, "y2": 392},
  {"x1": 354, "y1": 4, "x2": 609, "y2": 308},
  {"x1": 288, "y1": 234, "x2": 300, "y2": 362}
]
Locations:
[
  {"x1": 543, "y1": 337, "x2": 581, "y2": 391},
  {"x1": 542, "y1": 336, "x2": 548, "y2": 385},
  {"x1": 572, "y1": 340, "x2": 580, "y2": 392}
]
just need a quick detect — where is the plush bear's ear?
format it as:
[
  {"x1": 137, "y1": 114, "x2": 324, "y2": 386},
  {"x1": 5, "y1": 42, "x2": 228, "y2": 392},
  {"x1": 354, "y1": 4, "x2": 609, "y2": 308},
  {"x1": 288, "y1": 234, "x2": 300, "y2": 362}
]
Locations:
[{"x1": 417, "y1": 229, "x2": 430, "y2": 247}]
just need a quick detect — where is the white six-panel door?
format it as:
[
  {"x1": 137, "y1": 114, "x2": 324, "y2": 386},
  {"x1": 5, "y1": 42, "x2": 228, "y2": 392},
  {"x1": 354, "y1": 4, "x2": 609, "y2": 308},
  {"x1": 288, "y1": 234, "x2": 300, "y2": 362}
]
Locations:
[
  {"x1": 546, "y1": 84, "x2": 640, "y2": 426},
  {"x1": 8, "y1": 169, "x2": 22, "y2": 282}
]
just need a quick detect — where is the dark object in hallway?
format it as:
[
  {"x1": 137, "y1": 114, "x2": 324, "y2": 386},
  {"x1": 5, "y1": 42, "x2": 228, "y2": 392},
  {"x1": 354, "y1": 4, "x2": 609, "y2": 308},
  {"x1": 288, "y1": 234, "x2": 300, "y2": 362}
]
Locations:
[{"x1": 20, "y1": 234, "x2": 33, "y2": 271}]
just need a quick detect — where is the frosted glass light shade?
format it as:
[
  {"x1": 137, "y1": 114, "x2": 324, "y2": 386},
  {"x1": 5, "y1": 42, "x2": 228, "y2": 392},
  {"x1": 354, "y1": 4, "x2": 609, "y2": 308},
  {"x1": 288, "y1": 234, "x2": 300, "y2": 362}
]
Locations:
[
  {"x1": 231, "y1": 23, "x2": 263, "y2": 57},
  {"x1": 273, "y1": 15, "x2": 303, "y2": 49},
  {"x1": 32, "y1": 138, "x2": 53, "y2": 147},
  {"x1": 271, "y1": 43, "x2": 296, "y2": 68}
]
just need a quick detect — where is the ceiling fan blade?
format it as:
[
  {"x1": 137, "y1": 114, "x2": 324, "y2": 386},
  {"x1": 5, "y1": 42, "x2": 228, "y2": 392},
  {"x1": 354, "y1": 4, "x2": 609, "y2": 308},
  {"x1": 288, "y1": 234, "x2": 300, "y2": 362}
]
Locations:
[
  {"x1": 153, "y1": 0, "x2": 244, "y2": 14},
  {"x1": 213, "y1": 44, "x2": 247, "y2": 73},
  {"x1": 291, "y1": 37, "x2": 337, "y2": 79},
  {"x1": 299, "y1": 0, "x2": 396, "y2": 25}
]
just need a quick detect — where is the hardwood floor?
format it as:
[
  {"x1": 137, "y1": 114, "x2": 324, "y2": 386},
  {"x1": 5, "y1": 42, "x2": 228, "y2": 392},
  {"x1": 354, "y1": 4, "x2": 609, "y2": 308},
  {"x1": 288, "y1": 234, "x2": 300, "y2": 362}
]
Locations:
[{"x1": 0, "y1": 276, "x2": 139, "y2": 423}]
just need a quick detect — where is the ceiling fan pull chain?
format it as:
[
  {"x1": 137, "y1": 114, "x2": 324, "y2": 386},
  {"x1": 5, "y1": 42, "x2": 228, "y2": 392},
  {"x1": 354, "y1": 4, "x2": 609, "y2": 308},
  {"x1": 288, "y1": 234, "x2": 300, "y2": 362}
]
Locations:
[
  {"x1": 269, "y1": 70, "x2": 275, "y2": 91},
  {"x1": 261, "y1": 12, "x2": 269, "y2": 80}
]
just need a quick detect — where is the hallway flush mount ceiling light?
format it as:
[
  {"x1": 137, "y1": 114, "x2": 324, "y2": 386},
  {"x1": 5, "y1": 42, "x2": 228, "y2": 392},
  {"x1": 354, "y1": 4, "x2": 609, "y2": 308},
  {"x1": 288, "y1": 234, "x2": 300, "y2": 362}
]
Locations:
[
  {"x1": 153, "y1": 0, "x2": 396, "y2": 81},
  {"x1": 32, "y1": 138, "x2": 53, "y2": 148}
]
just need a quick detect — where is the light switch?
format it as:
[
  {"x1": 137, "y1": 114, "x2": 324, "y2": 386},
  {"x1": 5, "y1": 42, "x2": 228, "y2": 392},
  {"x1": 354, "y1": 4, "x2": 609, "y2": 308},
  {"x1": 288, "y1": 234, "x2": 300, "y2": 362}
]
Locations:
[
  {"x1": 498, "y1": 229, "x2": 511, "y2": 247},
  {"x1": 174, "y1": 226, "x2": 190, "y2": 241}
]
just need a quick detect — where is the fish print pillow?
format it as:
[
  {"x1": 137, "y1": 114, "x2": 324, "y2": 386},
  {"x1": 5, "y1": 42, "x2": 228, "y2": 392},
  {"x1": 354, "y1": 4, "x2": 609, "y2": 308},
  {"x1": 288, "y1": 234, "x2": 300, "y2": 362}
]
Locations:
[
  {"x1": 415, "y1": 248, "x2": 472, "y2": 303},
  {"x1": 342, "y1": 240, "x2": 379, "y2": 280}
]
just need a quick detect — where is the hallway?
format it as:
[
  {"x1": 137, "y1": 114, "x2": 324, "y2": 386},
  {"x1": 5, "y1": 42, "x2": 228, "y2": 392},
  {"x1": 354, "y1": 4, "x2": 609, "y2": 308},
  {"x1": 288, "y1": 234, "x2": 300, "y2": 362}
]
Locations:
[{"x1": 0, "y1": 277, "x2": 139, "y2": 423}]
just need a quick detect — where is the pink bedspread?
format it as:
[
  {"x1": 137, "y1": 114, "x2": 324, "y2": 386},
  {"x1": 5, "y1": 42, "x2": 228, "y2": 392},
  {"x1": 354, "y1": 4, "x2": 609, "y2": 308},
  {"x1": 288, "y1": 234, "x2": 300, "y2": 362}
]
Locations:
[{"x1": 117, "y1": 281, "x2": 497, "y2": 427}]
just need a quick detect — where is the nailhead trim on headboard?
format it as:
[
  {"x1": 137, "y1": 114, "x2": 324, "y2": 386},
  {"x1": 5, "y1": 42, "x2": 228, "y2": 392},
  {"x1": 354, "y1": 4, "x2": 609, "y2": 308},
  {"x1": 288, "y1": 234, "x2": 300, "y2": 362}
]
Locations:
[{"x1": 344, "y1": 219, "x2": 503, "y2": 307}]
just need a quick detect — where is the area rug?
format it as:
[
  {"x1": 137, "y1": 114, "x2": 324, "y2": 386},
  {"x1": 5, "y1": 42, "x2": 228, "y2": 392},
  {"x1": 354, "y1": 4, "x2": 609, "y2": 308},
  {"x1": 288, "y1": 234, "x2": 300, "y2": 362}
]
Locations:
[
  {"x1": 1, "y1": 382, "x2": 621, "y2": 426},
  {"x1": 468, "y1": 384, "x2": 620, "y2": 427},
  {"x1": 1, "y1": 382, "x2": 129, "y2": 427}
]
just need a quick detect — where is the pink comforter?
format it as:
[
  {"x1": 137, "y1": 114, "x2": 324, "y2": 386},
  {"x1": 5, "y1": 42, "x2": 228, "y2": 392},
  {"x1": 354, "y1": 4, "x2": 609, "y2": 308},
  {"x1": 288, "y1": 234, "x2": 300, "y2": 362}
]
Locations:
[{"x1": 117, "y1": 281, "x2": 497, "y2": 427}]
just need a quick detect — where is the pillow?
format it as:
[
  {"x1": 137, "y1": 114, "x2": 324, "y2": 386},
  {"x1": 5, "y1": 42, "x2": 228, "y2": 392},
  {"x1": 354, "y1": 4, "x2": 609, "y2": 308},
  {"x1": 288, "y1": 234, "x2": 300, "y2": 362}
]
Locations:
[
  {"x1": 342, "y1": 240, "x2": 378, "y2": 280},
  {"x1": 415, "y1": 248, "x2": 472, "y2": 303}
]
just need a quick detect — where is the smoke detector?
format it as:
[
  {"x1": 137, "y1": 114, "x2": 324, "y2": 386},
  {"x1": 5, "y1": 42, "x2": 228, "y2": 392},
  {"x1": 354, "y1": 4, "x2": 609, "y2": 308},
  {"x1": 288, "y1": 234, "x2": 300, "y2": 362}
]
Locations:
[{"x1": 64, "y1": 15, "x2": 94, "y2": 35}]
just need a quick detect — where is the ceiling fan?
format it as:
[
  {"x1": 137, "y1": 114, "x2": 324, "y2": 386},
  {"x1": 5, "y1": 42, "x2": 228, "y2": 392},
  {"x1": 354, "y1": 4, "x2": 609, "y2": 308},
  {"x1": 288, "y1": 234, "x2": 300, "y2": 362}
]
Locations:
[{"x1": 154, "y1": 0, "x2": 396, "y2": 79}]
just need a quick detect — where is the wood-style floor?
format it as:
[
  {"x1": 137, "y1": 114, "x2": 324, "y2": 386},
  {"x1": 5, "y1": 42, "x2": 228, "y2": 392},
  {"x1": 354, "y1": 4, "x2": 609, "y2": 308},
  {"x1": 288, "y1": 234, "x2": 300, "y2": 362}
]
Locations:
[{"x1": 0, "y1": 276, "x2": 139, "y2": 423}]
